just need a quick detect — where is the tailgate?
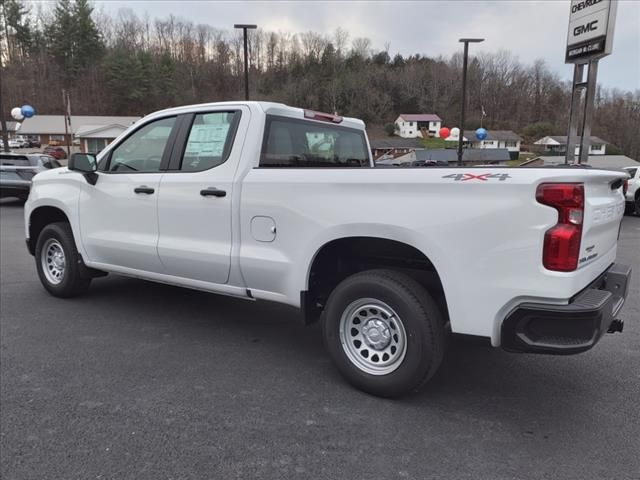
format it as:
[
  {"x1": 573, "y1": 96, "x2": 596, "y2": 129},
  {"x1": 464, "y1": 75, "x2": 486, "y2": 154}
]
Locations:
[{"x1": 579, "y1": 172, "x2": 626, "y2": 270}]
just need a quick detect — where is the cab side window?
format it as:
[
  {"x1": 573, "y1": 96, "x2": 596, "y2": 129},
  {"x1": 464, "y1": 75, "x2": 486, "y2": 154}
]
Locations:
[
  {"x1": 179, "y1": 112, "x2": 239, "y2": 172},
  {"x1": 107, "y1": 117, "x2": 176, "y2": 172}
]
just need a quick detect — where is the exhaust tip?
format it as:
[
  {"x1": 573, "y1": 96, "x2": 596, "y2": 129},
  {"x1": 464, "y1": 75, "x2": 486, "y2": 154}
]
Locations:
[{"x1": 607, "y1": 319, "x2": 624, "y2": 334}]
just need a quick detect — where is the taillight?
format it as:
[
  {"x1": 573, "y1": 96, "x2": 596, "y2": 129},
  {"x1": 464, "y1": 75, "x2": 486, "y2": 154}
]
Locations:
[
  {"x1": 623, "y1": 179, "x2": 629, "y2": 196},
  {"x1": 536, "y1": 183, "x2": 584, "y2": 272}
]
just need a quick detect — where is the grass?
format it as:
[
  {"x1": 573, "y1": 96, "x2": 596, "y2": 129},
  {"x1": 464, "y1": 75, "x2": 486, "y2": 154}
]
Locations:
[{"x1": 420, "y1": 137, "x2": 453, "y2": 149}]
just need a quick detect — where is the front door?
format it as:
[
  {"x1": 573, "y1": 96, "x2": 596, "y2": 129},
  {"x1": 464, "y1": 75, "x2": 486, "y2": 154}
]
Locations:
[
  {"x1": 79, "y1": 116, "x2": 177, "y2": 273},
  {"x1": 157, "y1": 109, "x2": 246, "y2": 284}
]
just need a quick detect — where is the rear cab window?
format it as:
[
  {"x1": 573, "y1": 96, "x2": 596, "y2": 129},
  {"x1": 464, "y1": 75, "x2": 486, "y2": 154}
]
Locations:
[{"x1": 260, "y1": 116, "x2": 370, "y2": 168}]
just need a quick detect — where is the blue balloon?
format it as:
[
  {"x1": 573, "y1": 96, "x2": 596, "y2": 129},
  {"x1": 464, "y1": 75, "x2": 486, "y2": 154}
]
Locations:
[
  {"x1": 21, "y1": 105, "x2": 35, "y2": 118},
  {"x1": 475, "y1": 127, "x2": 487, "y2": 140}
]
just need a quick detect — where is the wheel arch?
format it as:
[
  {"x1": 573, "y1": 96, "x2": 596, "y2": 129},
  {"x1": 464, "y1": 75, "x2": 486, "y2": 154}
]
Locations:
[
  {"x1": 302, "y1": 236, "x2": 449, "y2": 326},
  {"x1": 27, "y1": 206, "x2": 72, "y2": 255}
]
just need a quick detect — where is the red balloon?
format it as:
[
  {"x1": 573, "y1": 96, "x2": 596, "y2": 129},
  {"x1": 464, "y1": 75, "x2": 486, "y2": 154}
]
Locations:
[{"x1": 439, "y1": 127, "x2": 450, "y2": 138}]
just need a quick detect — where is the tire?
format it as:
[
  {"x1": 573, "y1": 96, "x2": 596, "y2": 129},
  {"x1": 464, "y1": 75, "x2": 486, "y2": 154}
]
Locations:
[
  {"x1": 322, "y1": 269, "x2": 446, "y2": 398},
  {"x1": 35, "y1": 222, "x2": 91, "y2": 297},
  {"x1": 624, "y1": 203, "x2": 635, "y2": 216},
  {"x1": 635, "y1": 194, "x2": 640, "y2": 215}
]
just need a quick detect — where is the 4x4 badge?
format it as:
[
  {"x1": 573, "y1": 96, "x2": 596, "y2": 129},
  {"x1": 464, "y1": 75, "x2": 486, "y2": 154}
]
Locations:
[{"x1": 442, "y1": 173, "x2": 511, "y2": 182}]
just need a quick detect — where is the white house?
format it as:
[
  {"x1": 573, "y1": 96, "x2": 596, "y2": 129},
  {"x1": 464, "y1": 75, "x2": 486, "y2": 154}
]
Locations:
[
  {"x1": 534, "y1": 136, "x2": 607, "y2": 156},
  {"x1": 394, "y1": 114, "x2": 442, "y2": 139},
  {"x1": 444, "y1": 130, "x2": 522, "y2": 160}
]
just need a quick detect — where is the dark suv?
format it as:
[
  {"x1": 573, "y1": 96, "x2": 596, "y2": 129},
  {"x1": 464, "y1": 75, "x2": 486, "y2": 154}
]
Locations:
[{"x1": 0, "y1": 153, "x2": 61, "y2": 201}]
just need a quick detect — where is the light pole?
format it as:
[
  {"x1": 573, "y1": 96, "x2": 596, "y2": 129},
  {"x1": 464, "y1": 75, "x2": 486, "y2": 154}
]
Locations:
[
  {"x1": 234, "y1": 24, "x2": 257, "y2": 100},
  {"x1": 457, "y1": 38, "x2": 484, "y2": 166}
]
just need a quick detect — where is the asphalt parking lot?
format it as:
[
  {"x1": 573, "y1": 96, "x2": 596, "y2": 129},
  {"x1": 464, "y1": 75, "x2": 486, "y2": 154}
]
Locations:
[{"x1": 1, "y1": 198, "x2": 639, "y2": 480}]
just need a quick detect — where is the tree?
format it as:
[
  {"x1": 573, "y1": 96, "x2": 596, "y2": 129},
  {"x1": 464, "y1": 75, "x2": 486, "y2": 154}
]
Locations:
[
  {"x1": 47, "y1": 0, "x2": 103, "y2": 85},
  {"x1": 1, "y1": 0, "x2": 33, "y2": 62},
  {"x1": 384, "y1": 123, "x2": 396, "y2": 136},
  {"x1": 521, "y1": 121, "x2": 555, "y2": 144},
  {"x1": 72, "y1": 0, "x2": 103, "y2": 68}
]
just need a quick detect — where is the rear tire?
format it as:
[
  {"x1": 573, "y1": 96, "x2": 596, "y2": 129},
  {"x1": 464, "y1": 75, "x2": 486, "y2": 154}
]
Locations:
[
  {"x1": 322, "y1": 269, "x2": 445, "y2": 398},
  {"x1": 635, "y1": 194, "x2": 640, "y2": 215},
  {"x1": 35, "y1": 222, "x2": 91, "y2": 297}
]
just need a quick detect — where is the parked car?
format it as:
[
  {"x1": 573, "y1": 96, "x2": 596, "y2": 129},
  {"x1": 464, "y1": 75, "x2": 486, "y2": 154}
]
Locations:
[
  {"x1": 622, "y1": 166, "x2": 639, "y2": 215},
  {"x1": 43, "y1": 146, "x2": 67, "y2": 160},
  {"x1": 8, "y1": 138, "x2": 22, "y2": 149},
  {"x1": 23, "y1": 101, "x2": 631, "y2": 397},
  {"x1": 1, "y1": 152, "x2": 61, "y2": 201},
  {"x1": 27, "y1": 136, "x2": 41, "y2": 148},
  {"x1": 14, "y1": 135, "x2": 30, "y2": 148}
]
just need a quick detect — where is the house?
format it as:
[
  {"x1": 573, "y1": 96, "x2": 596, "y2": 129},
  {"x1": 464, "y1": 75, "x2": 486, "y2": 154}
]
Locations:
[
  {"x1": 521, "y1": 155, "x2": 639, "y2": 169},
  {"x1": 1, "y1": 121, "x2": 19, "y2": 137},
  {"x1": 75, "y1": 124, "x2": 133, "y2": 153},
  {"x1": 394, "y1": 148, "x2": 512, "y2": 166},
  {"x1": 394, "y1": 114, "x2": 442, "y2": 139},
  {"x1": 17, "y1": 115, "x2": 140, "y2": 148},
  {"x1": 369, "y1": 137, "x2": 424, "y2": 160},
  {"x1": 533, "y1": 136, "x2": 608, "y2": 156}
]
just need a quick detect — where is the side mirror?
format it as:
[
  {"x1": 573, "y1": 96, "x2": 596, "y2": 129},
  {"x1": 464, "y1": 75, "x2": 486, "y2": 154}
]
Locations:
[
  {"x1": 69, "y1": 153, "x2": 98, "y2": 185},
  {"x1": 69, "y1": 153, "x2": 97, "y2": 173}
]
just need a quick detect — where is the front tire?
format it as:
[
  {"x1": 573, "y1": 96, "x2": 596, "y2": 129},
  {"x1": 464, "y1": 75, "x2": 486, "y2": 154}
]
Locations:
[
  {"x1": 322, "y1": 269, "x2": 445, "y2": 397},
  {"x1": 35, "y1": 222, "x2": 91, "y2": 297}
]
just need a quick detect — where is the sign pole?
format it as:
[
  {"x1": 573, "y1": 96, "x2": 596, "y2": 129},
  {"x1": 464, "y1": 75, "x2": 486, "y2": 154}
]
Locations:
[
  {"x1": 578, "y1": 59, "x2": 599, "y2": 164},
  {"x1": 565, "y1": 63, "x2": 585, "y2": 165}
]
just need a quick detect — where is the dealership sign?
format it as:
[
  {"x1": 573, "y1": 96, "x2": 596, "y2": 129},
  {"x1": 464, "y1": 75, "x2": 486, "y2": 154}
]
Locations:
[{"x1": 566, "y1": 0, "x2": 617, "y2": 63}]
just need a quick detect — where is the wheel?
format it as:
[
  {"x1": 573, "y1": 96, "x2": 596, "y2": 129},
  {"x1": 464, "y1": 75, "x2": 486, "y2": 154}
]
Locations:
[
  {"x1": 635, "y1": 194, "x2": 640, "y2": 215},
  {"x1": 322, "y1": 269, "x2": 446, "y2": 397},
  {"x1": 625, "y1": 203, "x2": 635, "y2": 216},
  {"x1": 35, "y1": 222, "x2": 91, "y2": 297}
]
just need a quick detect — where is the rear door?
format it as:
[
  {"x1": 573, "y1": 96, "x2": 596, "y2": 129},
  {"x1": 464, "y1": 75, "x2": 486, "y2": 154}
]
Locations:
[
  {"x1": 78, "y1": 116, "x2": 178, "y2": 273},
  {"x1": 156, "y1": 108, "x2": 247, "y2": 284}
]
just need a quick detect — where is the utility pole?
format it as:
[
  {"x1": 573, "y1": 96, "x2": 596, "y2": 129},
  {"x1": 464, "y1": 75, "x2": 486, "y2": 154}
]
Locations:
[
  {"x1": 234, "y1": 24, "x2": 257, "y2": 100},
  {"x1": 0, "y1": 67, "x2": 10, "y2": 152},
  {"x1": 62, "y1": 89, "x2": 71, "y2": 158},
  {"x1": 457, "y1": 38, "x2": 484, "y2": 166}
]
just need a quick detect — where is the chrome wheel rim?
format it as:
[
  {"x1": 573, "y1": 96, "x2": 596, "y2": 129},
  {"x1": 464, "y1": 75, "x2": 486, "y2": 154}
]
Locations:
[
  {"x1": 41, "y1": 239, "x2": 66, "y2": 285},
  {"x1": 339, "y1": 298, "x2": 407, "y2": 375}
]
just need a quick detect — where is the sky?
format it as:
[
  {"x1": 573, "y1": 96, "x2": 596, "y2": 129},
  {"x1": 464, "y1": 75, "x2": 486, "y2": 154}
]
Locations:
[{"x1": 92, "y1": 0, "x2": 639, "y2": 91}]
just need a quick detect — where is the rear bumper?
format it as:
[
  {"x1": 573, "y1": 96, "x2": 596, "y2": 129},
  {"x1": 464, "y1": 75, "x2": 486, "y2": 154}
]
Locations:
[{"x1": 501, "y1": 263, "x2": 631, "y2": 354}]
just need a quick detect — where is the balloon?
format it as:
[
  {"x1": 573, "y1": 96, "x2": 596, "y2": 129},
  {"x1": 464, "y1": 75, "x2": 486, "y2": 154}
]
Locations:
[
  {"x1": 439, "y1": 127, "x2": 450, "y2": 139},
  {"x1": 450, "y1": 127, "x2": 460, "y2": 139},
  {"x1": 21, "y1": 105, "x2": 35, "y2": 118},
  {"x1": 11, "y1": 107, "x2": 24, "y2": 121},
  {"x1": 475, "y1": 127, "x2": 488, "y2": 140}
]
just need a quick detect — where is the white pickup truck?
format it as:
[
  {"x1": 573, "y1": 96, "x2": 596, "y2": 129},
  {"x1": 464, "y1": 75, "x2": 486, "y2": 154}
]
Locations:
[
  {"x1": 623, "y1": 165, "x2": 639, "y2": 215},
  {"x1": 24, "y1": 102, "x2": 631, "y2": 397}
]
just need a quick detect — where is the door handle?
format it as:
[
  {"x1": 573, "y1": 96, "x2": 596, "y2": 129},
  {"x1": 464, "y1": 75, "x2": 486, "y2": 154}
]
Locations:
[
  {"x1": 134, "y1": 186, "x2": 155, "y2": 194},
  {"x1": 200, "y1": 187, "x2": 226, "y2": 198}
]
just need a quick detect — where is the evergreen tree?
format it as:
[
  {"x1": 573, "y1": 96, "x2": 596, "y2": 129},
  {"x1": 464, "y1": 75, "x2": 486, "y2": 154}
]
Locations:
[
  {"x1": 46, "y1": 0, "x2": 103, "y2": 85},
  {"x1": 1, "y1": 0, "x2": 32, "y2": 62},
  {"x1": 72, "y1": 0, "x2": 103, "y2": 68}
]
